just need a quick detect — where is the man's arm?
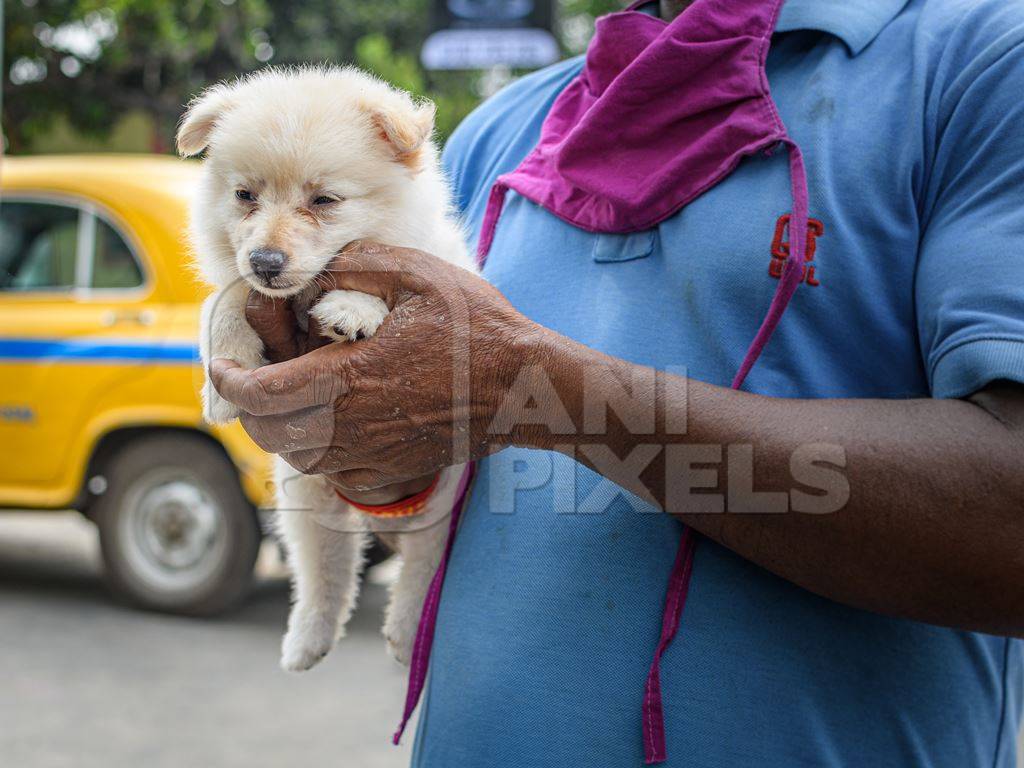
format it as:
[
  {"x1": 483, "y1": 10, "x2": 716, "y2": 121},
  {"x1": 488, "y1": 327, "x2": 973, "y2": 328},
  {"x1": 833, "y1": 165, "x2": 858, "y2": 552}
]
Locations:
[
  {"x1": 521, "y1": 325, "x2": 1024, "y2": 637},
  {"x1": 211, "y1": 242, "x2": 1024, "y2": 637}
]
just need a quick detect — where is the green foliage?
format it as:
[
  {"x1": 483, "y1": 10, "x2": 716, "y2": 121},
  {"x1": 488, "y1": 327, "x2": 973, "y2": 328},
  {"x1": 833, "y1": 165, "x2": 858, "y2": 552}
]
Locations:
[
  {"x1": 3, "y1": 0, "x2": 272, "y2": 152},
  {"x1": 355, "y1": 33, "x2": 425, "y2": 94},
  {"x1": 2, "y1": 0, "x2": 619, "y2": 154}
]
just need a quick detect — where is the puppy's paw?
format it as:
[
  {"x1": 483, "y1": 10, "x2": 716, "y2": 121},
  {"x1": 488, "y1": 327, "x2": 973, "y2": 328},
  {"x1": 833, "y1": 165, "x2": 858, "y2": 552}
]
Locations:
[
  {"x1": 311, "y1": 289, "x2": 389, "y2": 343},
  {"x1": 385, "y1": 632, "x2": 415, "y2": 667},
  {"x1": 280, "y1": 609, "x2": 341, "y2": 672},
  {"x1": 383, "y1": 611, "x2": 417, "y2": 667}
]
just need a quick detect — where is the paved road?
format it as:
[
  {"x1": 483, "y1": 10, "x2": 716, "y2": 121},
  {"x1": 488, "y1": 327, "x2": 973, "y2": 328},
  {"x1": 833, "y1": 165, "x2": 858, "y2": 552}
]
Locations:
[
  {"x1": 0, "y1": 511, "x2": 414, "y2": 768},
  {"x1": 3, "y1": 512, "x2": 1020, "y2": 767}
]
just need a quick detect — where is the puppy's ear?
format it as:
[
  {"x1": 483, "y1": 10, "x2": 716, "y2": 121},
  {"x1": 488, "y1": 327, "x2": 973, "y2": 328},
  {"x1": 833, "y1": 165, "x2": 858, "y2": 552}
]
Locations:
[
  {"x1": 369, "y1": 98, "x2": 436, "y2": 171},
  {"x1": 176, "y1": 84, "x2": 236, "y2": 157}
]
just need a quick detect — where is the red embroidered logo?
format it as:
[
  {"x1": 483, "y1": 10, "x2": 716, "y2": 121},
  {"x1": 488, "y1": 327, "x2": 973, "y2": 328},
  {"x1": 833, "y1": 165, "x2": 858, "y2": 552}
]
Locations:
[{"x1": 769, "y1": 214, "x2": 824, "y2": 286}]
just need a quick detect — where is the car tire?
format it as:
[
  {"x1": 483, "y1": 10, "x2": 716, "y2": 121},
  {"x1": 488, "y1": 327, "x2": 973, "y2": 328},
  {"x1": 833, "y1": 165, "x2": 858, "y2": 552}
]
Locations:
[{"x1": 93, "y1": 433, "x2": 260, "y2": 616}]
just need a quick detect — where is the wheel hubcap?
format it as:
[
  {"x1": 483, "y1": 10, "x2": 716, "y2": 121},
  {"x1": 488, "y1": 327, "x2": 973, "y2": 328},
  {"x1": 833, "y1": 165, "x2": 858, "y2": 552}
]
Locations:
[
  {"x1": 138, "y1": 481, "x2": 219, "y2": 571},
  {"x1": 119, "y1": 471, "x2": 229, "y2": 594}
]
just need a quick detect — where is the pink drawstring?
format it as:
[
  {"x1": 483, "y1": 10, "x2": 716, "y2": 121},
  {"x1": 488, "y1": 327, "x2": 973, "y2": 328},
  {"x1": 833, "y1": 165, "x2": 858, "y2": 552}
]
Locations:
[
  {"x1": 476, "y1": 180, "x2": 510, "y2": 266},
  {"x1": 397, "y1": 140, "x2": 810, "y2": 763},
  {"x1": 392, "y1": 464, "x2": 476, "y2": 745},
  {"x1": 731, "y1": 141, "x2": 810, "y2": 389},
  {"x1": 642, "y1": 527, "x2": 697, "y2": 763},
  {"x1": 642, "y1": 140, "x2": 810, "y2": 764}
]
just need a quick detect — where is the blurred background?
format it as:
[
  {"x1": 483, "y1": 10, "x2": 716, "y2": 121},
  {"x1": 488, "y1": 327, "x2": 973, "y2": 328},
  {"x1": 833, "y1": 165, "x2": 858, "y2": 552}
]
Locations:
[
  {"x1": 0, "y1": 1, "x2": 616, "y2": 766},
  {"x1": 2, "y1": 0, "x2": 621, "y2": 154}
]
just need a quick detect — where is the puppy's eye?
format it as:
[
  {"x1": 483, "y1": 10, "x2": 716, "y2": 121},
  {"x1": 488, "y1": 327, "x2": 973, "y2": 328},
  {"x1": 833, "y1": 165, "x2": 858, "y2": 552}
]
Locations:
[
  {"x1": 312, "y1": 195, "x2": 339, "y2": 206},
  {"x1": 235, "y1": 189, "x2": 255, "y2": 202}
]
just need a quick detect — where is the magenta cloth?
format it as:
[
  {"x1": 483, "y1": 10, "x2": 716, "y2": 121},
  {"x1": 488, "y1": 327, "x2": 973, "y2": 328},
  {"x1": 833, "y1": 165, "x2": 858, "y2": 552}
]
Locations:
[
  {"x1": 400, "y1": 0, "x2": 810, "y2": 763},
  {"x1": 477, "y1": 0, "x2": 798, "y2": 243}
]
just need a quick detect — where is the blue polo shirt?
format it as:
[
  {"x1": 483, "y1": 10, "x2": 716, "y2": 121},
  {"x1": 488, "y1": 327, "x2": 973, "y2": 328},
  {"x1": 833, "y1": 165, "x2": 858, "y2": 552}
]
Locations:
[{"x1": 413, "y1": 1, "x2": 1024, "y2": 765}]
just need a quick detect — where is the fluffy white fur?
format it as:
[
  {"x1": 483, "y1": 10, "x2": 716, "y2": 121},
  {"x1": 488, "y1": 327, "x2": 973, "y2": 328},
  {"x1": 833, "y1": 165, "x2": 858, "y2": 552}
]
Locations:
[{"x1": 178, "y1": 66, "x2": 476, "y2": 670}]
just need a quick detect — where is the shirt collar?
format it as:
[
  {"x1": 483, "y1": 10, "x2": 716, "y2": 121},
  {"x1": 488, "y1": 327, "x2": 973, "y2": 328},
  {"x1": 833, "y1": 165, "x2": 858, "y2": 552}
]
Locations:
[{"x1": 776, "y1": 0, "x2": 910, "y2": 55}]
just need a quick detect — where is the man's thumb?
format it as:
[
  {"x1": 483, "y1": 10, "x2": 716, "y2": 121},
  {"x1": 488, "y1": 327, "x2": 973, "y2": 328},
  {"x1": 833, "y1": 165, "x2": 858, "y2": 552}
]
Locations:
[{"x1": 245, "y1": 289, "x2": 302, "y2": 363}]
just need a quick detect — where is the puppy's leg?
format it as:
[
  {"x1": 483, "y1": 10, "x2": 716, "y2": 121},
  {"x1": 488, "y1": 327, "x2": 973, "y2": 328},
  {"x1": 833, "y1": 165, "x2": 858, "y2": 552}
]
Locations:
[
  {"x1": 377, "y1": 465, "x2": 467, "y2": 666},
  {"x1": 276, "y1": 460, "x2": 369, "y2": 672},
  {"x1": 199, "y1": 281, "x2": 265, "y2": 423},
  {"x1": 309, "y1": 290, "x2": 389, "y2": 343}
]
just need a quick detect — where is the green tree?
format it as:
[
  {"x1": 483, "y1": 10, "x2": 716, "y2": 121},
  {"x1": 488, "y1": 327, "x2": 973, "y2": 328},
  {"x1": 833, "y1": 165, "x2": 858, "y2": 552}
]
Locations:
[
  {"x1": 3, "y1": 0, "x2": 619, "y2": 154},
  {"x1": 3, "y1": 0, "x2": 272, "y2": 152}
]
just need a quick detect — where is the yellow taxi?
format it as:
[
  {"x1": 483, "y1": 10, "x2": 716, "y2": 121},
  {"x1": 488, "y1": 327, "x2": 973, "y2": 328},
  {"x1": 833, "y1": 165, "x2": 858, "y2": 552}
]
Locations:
[{"x1": 0, "y1": 154, "x2": 273, "y2": 615}]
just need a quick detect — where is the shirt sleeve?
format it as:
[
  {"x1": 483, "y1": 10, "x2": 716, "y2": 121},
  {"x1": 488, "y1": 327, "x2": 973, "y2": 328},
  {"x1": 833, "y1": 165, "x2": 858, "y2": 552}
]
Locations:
[{"x1": 916, "y1": 38, "x2": 1024, "y2": 399}]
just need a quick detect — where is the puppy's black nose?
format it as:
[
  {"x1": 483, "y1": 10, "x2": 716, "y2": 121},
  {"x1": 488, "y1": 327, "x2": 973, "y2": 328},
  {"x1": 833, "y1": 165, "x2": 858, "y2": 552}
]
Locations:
[{"x1": 249, "y1": 248, "x2": 287, "y2": 283}]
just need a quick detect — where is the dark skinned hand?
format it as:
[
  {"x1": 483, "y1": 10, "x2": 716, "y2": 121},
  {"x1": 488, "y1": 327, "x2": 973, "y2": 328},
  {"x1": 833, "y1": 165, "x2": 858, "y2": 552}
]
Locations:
[
  {"x1": 209, "y1": 244, "x2": 1024, "y2": 636},
  {"x1": 212, "y1": 240, "x2": 541, "y2": 501}
]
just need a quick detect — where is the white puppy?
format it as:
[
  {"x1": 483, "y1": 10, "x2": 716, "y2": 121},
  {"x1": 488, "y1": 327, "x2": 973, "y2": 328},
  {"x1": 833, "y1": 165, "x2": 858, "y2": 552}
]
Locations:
[{"x1": 177, "y1": 66, "x2": 475, "y2": 670}]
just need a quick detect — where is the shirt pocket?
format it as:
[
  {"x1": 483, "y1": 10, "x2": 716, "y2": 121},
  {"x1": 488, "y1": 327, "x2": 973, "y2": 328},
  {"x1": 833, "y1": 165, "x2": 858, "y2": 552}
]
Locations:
[{"x1": 591, "y1": 230, "x2": 657, "y2": 263}]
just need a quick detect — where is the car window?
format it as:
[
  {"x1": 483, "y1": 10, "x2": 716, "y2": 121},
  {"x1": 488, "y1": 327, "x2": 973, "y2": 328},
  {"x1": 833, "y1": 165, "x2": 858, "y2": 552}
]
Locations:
[
  {"x1": 0, "y1": 201, "x2": 79, "y2": 290},
  {"x1": 92, "y1": 217, "x2": 143, "y2": 289}
]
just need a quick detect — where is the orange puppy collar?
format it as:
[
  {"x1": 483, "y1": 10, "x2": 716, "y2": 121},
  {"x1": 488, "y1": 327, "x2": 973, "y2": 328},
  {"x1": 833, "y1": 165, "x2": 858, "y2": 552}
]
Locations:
[{"x1": 335, "y1": 474, "x2": 441, "y2": 518}]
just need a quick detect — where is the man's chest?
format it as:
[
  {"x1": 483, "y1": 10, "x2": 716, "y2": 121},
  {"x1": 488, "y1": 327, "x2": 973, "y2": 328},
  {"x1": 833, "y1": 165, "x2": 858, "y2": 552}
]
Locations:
[{"x1": 476, "y1": 40, "x2": 930, "y2": 398}]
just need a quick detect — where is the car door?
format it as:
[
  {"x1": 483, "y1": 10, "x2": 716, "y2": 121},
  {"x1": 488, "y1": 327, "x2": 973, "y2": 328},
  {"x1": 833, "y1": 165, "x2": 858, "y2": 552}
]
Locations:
[{"x1": 0, "y1": 195, "x2": 152, "y2": 500}]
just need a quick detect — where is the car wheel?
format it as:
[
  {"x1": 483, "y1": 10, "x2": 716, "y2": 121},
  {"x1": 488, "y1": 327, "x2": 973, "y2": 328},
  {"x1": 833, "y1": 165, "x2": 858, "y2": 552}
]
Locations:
[{"x1": 92, "y1": 433, "x2": 260, "y2": 616}]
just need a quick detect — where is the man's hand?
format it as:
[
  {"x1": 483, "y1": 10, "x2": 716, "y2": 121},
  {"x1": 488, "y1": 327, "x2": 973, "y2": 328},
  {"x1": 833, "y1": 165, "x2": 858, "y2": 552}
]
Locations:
[
  {"x1": 211, "y1": 240, "x2": 541, "y2": 495},
  {"x1": 239, "y1": 276, "x2": 430, "y2": 504},
  {"x1": 211, "y1": 241, "x2": 1024, "y2": 636}
]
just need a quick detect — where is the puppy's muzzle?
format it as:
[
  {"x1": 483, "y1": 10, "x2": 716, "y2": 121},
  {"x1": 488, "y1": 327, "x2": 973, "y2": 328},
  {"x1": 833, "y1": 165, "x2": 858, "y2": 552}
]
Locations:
[{"x1": 249, "y1": 248, "x2": 288, "y2": 285}]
